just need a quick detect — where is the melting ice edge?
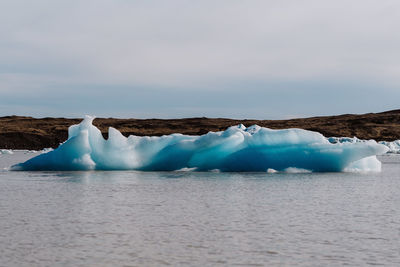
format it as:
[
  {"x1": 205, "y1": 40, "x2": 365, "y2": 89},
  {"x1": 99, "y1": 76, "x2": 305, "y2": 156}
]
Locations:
[{"x1": 12, "y1": 116, "x2": 389, "y2": 172}]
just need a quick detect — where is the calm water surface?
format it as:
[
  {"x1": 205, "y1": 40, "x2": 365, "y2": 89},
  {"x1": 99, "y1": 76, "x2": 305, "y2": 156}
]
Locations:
[{"x1": 1, "y1": 152, "x2": 400, "y2": 266}]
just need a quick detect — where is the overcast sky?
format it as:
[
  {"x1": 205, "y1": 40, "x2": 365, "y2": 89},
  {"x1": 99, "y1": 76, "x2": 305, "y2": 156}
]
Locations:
[{"x1": 1, "y1": 0, "x2": 399, "y2": 119}]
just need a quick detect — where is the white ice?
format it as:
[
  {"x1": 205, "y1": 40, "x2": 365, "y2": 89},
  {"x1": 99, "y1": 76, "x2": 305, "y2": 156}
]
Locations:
[
  {"x1": 328, "y1": 136, "x2": 400, "y2": 155},
  {"x1": 379, "y1": 140, "x2": 400, "y2": 154},
  {"x1": 0, "y1": 149, "x2": 14, "y2": 155},
  {"x1": 12, "y1": 116, "x2": 389, "y2": 172}
]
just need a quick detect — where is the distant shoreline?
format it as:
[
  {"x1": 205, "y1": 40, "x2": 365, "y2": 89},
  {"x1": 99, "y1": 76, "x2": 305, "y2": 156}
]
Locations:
[{"x1": 1, "y1": 110, "x2": 400, "y2": 150}]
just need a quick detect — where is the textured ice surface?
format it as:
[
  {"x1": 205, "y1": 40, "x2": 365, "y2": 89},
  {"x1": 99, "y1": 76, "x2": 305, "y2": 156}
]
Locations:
[
  {"x1": 12, "y1": 116, "x2": 389, "y2": 172},
  {"x1": 379, "y1": 140, "x2": 400, "y2": 154},
  {"x1": 328, "y1": 137, "x2": 360, "y2": 144},
  {"x1": 328, "y1": 136, "x2": 400, "y2": 155}
]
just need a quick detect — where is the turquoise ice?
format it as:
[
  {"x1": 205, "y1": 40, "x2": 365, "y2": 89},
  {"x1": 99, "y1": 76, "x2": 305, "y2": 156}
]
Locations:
[{"x1": 12, "y1": 116, "x2": 388, "y2": 172}]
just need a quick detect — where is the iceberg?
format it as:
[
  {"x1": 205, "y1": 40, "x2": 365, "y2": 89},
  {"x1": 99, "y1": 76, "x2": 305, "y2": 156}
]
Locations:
[
  {"x1": 12, "y1": 116, "x2": 389, "y2": 172},
  {"x1": 379, "y1": 140, "x2": 400, "y2": 154},
  {"x1": 328, "y1": 136, "x2": 400, "y2": 155}
]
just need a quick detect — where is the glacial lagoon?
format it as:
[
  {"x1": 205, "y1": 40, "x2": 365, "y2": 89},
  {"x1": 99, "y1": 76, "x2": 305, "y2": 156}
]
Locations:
[{"x1": 1, "y1": 151, "x2": 399, "y2": 266}]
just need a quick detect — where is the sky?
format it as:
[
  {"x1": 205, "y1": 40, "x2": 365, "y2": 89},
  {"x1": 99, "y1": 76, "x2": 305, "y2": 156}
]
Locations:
[{"x1": 1, "y1": 0, "x2": 400, "y2": 119}]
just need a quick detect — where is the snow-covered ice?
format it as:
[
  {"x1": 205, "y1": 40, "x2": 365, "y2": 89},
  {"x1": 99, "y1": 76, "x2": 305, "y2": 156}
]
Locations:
[
  {"x1": 379, "y1": 140, "x2": 400, "y2": 154},
  {"x1": 12, "y1": 116, "x2": 389, "y2": 172},
  {"x1": 328, "y1": 136, "x2": 400, "y2": 155}
]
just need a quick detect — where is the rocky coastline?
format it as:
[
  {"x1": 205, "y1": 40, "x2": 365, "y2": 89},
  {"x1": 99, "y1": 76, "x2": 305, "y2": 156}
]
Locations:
[{"x1": 1, "y1": 109, "x2": 400, "y2": 150}]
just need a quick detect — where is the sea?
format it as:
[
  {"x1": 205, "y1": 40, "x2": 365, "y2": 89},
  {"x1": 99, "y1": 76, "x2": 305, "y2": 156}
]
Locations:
[{"x1": 1, "y1": 151, "x2": 399, "y2": 266}]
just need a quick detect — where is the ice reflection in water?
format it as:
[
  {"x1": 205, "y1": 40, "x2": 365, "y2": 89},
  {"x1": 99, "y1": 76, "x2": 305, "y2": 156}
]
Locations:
[{"x1": 0, "y1": 153, "x2": 400, "y2": 266}]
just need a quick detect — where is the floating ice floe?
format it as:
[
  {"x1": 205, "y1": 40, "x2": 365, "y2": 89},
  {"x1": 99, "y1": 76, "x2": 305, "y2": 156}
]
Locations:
[
  {"x1": 40, "y1": 147, "x2": 54, "y2": 153},
  {"x1": 378, "y1": 140, "x2": 400, "y2": 154},
  {"x1": 0, "y1": 149, "x2": 14, "y2": 155},
  {"x1": 12, "y1": 116, "x2": 389, "y2": 172},
  {"x1": 328, "y1": 136, "x2": 400, "y2": 154}
]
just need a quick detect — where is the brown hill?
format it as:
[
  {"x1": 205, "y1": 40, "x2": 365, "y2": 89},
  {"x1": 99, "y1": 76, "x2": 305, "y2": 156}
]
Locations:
[{"x1": 1, "y1": 110, "x2": 400, "y2": 150}]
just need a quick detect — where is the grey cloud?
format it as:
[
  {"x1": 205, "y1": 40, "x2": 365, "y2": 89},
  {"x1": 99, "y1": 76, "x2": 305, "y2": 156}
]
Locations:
[{"x1": 0, "y1": 0, "x2": 399, "y2": 117}]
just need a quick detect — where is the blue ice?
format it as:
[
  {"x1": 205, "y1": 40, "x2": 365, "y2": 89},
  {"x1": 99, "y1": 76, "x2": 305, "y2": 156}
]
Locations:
[{"x1": 12, "y1": 116, "x2": 388, "y2": 172}]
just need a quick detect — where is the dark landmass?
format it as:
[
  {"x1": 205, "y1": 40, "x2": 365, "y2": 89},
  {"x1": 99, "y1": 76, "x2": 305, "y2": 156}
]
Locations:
[{"x1": 1, "y1": 109, "x2": 400, "y2": 150}]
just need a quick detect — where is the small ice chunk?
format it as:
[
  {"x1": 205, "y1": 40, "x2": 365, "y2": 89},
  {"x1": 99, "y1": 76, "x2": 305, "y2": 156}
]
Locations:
[
  {"x1": 379, "y1": 140, "x2": 400, "y2": 154},
  {"x1": 0, "y1": 149, "x2": 14, "y2": 155}
]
